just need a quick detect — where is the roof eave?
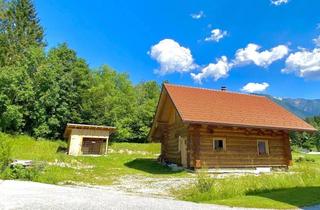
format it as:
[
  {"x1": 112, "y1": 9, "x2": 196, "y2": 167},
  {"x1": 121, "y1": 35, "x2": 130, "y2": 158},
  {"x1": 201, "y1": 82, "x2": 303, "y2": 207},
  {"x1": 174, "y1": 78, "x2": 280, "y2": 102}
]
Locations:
[{"x1": 183, "y1": 120, "x2": 317, "y2": 133}]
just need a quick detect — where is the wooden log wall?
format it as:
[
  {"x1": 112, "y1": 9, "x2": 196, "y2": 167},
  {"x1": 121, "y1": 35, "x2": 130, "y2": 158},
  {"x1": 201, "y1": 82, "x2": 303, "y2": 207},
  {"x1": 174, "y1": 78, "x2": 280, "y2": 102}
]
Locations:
[
  {"x1": 188, "y1": 125, "x2": 290, "y2": 168},
  {"x1": 160, "y1": 112, "x2": 188, "y2": 164}
]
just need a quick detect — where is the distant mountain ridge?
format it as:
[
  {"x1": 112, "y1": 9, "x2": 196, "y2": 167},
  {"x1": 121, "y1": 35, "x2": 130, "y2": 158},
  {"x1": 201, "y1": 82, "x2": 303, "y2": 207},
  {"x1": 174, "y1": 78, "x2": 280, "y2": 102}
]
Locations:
[{"x1": 260, "y1": 95, "x2": 320, "y2": 119}]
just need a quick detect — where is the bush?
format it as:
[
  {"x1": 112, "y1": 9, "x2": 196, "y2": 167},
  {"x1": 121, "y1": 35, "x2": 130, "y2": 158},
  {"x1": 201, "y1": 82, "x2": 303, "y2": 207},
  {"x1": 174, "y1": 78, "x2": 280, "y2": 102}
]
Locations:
[
  {"x1": 195, "y1": 170, "x2": 215, "y2": 193},
  {"x1": 295, "y1": 157, "x2": 315, "y2": 163},
  {"x1": 2, "y1": 163, "x2": 45, "y2": 181},
  {"x1": 0, "y1": 138, "x2": 11, "y2": 172}
]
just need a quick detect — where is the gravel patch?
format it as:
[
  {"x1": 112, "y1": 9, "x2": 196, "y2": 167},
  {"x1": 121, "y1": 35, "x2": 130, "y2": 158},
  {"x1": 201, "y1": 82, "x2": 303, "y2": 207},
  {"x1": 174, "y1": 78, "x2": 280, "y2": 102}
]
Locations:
[{"x1": 110, "y1": 175, "x2": 195, "y2": 197}]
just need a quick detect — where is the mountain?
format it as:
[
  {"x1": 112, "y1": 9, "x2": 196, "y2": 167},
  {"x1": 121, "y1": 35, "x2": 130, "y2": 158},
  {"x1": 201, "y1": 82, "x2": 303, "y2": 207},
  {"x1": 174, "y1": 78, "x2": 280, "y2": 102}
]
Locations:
[{"x1": 263, "y1": 95, "x2": 320, "y2": 119}]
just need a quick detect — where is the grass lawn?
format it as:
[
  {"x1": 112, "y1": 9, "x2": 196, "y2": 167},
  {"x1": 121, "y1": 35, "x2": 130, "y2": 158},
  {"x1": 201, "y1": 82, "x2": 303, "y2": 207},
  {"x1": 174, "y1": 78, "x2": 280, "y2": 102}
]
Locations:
[
  {"x1": 175, "y1": 152, "x2": 320, "y2": 209},
  {"x1": 0, "y1": 133, "x2": 188, "y2": 185},
  {"x1": 214, "y1": 153, "x2": 320, "y2": 209},
  {"x1": 213, "y1": 186, "x2": 320, "y2": 209}
]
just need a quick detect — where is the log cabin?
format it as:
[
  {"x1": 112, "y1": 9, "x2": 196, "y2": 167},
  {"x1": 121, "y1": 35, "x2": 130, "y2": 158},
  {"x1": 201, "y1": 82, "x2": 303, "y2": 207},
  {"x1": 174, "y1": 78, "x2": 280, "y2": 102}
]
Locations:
[{"x1": 148, "y1": 84, "x2": 316, "y2": 170}]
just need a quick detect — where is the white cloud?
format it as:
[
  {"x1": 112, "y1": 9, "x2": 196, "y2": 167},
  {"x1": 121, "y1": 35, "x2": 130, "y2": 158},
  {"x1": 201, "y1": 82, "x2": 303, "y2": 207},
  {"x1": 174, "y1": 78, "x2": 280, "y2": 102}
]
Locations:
[
  {"x1": 233, "y1": 43, "x2": 289, "y2": 67},
  {"x1": 190, "y1": 43, "x2": 288, "y2": 83},
  {"x1": 241, "y1": 82, "x2": 269, "y2": 93},
  {"x1": 270, "y1": 0, "x2": 289, "y2": 6},
  {"x1": 149, "y1": 39, "x2": 197, "y2": 75},
  {"x1": 282, "y1": 48, "x2": 320, "y2": 79},
  {"x1": 190, "y1": 11, "x2": 204, "y2": 19},
  {"x1": 205, "y1": 29, "x2": 227, "y2": 42},
  {"x1": 191, "y1": 56, "x2": 230, "y2": 83},
  {"x1": 313, "y1": 36, "x2": 320, "y2": 47}
]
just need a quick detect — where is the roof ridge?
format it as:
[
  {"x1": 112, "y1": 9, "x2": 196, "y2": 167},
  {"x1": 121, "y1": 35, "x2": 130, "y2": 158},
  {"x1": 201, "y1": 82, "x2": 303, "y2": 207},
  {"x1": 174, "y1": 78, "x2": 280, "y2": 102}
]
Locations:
[{"x1": 164, "y1": 83, "x2": 265, "y2": 98}]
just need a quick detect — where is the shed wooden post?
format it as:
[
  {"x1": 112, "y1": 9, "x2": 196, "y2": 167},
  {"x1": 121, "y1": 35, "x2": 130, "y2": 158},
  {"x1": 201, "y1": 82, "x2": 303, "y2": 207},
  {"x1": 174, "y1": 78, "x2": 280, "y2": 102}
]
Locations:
[{"x1": 105, "y1": 136, "x2": 109, "y2": 155}]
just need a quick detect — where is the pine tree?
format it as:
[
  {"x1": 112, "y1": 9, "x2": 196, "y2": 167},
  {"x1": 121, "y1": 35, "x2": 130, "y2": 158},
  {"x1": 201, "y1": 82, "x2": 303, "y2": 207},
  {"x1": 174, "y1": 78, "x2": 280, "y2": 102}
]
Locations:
[{"x1": 0, "y1": 0, "x2": 44, "y2": 67}]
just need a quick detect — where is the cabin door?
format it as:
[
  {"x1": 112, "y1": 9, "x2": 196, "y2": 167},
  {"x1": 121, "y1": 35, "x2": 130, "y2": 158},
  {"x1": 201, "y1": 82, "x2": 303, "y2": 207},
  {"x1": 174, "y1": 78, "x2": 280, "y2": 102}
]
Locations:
[{"x1": 179, "y1": 137, "x2": 187, "y2": 167}]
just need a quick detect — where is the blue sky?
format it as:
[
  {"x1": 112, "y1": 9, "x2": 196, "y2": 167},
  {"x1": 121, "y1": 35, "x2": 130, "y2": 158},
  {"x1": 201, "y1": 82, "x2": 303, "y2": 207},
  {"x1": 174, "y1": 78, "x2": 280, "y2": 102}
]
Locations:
[{"x1": 34, "y1": 0, "x2": 320, "y2": 99}]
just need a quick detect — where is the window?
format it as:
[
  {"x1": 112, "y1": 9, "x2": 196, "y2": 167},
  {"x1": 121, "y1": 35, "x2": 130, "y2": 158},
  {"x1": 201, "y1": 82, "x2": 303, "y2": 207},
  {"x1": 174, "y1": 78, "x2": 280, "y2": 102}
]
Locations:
[
  {"x1": 257, "y1": 140, "x2": 269, "y2": 155},
  {"x1": 213, "y1": 138, "x2": 226, "y2": 151}
]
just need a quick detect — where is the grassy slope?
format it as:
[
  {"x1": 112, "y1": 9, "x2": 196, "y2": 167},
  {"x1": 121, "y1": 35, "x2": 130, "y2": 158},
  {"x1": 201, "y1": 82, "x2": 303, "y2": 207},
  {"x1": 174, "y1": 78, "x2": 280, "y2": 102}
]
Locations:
[{"x1": 1, "y1": 133, "x2": 187, "y2": 185}]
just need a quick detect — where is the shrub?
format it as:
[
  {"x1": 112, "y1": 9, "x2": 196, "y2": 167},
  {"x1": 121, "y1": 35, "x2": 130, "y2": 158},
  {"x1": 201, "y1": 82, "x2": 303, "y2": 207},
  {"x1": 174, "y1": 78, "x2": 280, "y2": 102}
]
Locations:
[
  {"x1": 2, "y1": 163, "x2": 45, "y2": 181},
  {"x1": 295, "y1": 157, "x2": 315, "y2": 163},
  {"x1": 195, "y1": 170, "x2": 215, "y2": 193}
]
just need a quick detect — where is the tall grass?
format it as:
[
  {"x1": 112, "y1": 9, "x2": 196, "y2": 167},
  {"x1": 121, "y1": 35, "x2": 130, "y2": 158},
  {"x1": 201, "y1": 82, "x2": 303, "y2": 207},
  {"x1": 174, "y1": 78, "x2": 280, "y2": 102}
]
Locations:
[
  {"x1": 174, "y1": 163, "x2": 320, "y2": 202},
  {"x1": 0, "y1": 132, "x2": 67, "y2": 161},
  {"x1": 0, "y1": 137, "x2": 11, "y2": 172}
]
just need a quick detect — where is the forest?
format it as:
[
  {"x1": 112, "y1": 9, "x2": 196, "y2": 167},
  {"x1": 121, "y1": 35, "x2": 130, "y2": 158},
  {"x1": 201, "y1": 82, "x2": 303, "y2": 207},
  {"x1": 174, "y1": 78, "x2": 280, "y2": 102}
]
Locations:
[
  {"x1": 0, "y1": 0, "x2": 319, "y2": 148},
  {"x1": 0, "y1": 0, "x2": 160, "y2": 142}
]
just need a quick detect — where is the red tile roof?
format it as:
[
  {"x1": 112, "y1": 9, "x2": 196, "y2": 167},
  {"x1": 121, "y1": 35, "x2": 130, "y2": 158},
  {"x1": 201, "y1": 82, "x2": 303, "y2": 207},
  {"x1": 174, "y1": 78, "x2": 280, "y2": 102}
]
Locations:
[{"x1": 164, "y1": 84, "x2": 316, "y2": 132}]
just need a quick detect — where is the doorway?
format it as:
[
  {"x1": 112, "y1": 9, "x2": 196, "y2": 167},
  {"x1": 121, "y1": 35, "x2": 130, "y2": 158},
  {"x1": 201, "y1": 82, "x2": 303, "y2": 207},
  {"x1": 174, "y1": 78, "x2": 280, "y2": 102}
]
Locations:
[
  {"x1": 82, "y1": 138, "x2": 105, "y2": 155},
  {"x1": 179, "y1": 137, "x2": 187, "y2": 167}
]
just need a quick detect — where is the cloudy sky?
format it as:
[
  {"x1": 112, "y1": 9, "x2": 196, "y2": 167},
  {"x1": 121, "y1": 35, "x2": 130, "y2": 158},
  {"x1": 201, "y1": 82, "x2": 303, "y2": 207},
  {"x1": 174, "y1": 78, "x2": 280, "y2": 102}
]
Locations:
[{"x1": 35, "y1": 0, "x2": 320, "y2": 98}]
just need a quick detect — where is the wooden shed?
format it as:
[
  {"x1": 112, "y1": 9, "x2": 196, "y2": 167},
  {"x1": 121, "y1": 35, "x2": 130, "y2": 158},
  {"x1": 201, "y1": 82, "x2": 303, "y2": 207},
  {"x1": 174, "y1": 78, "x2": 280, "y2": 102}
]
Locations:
[
  {"x1": 64, "y1": 123, "x2": 116, "y2": 156},
  {"x1": 148, "y1": 84, "x2": 316, "y2": 169}
]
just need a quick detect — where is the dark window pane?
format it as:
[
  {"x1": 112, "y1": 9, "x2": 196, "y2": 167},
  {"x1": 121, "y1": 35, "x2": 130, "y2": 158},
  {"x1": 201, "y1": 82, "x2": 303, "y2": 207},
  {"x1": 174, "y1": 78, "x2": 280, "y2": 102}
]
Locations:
[
  {"x1": 258, "y1": 141, "x2": 266, "y2": 155},
  {"x1": 214, "y1": 140, "x2": 224, "y2": 150}
]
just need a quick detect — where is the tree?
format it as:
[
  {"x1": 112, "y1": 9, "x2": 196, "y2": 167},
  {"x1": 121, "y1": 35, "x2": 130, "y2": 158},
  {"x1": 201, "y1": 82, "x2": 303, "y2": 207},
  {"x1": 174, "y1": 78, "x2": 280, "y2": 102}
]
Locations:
[
  {"x1": 82, "y1": 65, "x2": 137, "y2": 141},
  {"x1": 0, "y1": 0, "x2": 44, "y2": 67},
  {"x1": 0, "y1": 0, "x2": 162, "y2": 142},
  {"x1": 133, "y1": 81, "x2": 160, "y2": 142},
  {"x1": 31, "y1": 44, "x2": 90, "y2": 139},
  {"x1": 0, "y1": 63, "x2": 36, "y2": 134},
  {"x1": 0, "y1": 0, "x2": 44, "y2": 134},
  {"x1": 306, "y1": 116, "x2": 320, "y2": 151},
  {"x1": 290, "y1": 116, "x2": 320, "y2": 151}
]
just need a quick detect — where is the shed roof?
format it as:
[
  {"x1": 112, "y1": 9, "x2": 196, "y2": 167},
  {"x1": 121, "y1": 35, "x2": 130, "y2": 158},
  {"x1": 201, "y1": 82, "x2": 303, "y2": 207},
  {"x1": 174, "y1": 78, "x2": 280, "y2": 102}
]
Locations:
[
  {"x1": 64, "y1": 123, "x2": 116, "y2": 138},
  {"x1": 163, "y1": 84, "x2": 316, "y2": 132}
]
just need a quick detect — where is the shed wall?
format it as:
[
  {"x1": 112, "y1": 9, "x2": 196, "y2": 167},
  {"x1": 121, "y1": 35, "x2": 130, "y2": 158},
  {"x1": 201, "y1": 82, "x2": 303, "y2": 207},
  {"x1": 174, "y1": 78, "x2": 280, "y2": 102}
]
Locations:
[{"x1": 68, "y1": 129, "x2": 110, "y2": 156}]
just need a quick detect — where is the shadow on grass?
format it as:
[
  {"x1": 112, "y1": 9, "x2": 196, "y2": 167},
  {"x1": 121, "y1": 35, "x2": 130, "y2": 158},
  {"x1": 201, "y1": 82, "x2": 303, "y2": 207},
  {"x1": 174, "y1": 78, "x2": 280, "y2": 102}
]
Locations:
[
  {"x1": 56, "y1": 145, "x2": 67, "y2": 154},
  {"x1": 247, "y1": 186, "x2": 320, "y2": 208},
  {"x1": 124, "y1": 158, "x2": 182, "y2": 175}
]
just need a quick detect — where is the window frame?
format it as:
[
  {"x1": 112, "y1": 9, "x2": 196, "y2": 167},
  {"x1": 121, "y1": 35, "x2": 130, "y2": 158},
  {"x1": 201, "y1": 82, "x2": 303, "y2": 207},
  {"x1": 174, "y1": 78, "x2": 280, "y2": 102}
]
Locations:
[
  {"x1": 257, "y1": 140, "x2": 269, "y2": 156},
  {"x1": 213, "y1": 137, "x2": 226, "y2": 152}
]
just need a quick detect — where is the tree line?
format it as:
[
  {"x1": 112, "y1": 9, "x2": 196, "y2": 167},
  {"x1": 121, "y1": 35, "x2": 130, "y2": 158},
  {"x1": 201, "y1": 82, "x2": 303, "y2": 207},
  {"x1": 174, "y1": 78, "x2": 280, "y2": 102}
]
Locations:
[
  {"x1": 290, "y1": 116, "x2": 320, "y2": 151},
  {"x1": 0, "y1": 0, "x2": 160, "y2": 142},
  {"x1": 0, "y1": 0, "x2": 319, "y2": 148}
]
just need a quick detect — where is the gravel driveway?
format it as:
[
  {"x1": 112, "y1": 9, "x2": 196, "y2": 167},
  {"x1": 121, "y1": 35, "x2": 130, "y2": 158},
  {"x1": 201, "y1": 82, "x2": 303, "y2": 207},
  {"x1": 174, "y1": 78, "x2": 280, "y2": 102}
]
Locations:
[
  {"x1": 0, "y1": 180, "x2": 248, "y2": 210},
  {"x1": 0, "y1": 180, "x2": 319, "y2": 210}
]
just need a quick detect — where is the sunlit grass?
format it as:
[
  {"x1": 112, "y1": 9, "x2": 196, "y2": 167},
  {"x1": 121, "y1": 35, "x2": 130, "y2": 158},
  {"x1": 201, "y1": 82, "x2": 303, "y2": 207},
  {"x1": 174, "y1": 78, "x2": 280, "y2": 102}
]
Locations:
[
  {"x1": 0, "y1": 132, "x2": 187, "y2": 185},
  {"x1": 174, "y1": 152, "x2": 320, "y2": 209}
]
